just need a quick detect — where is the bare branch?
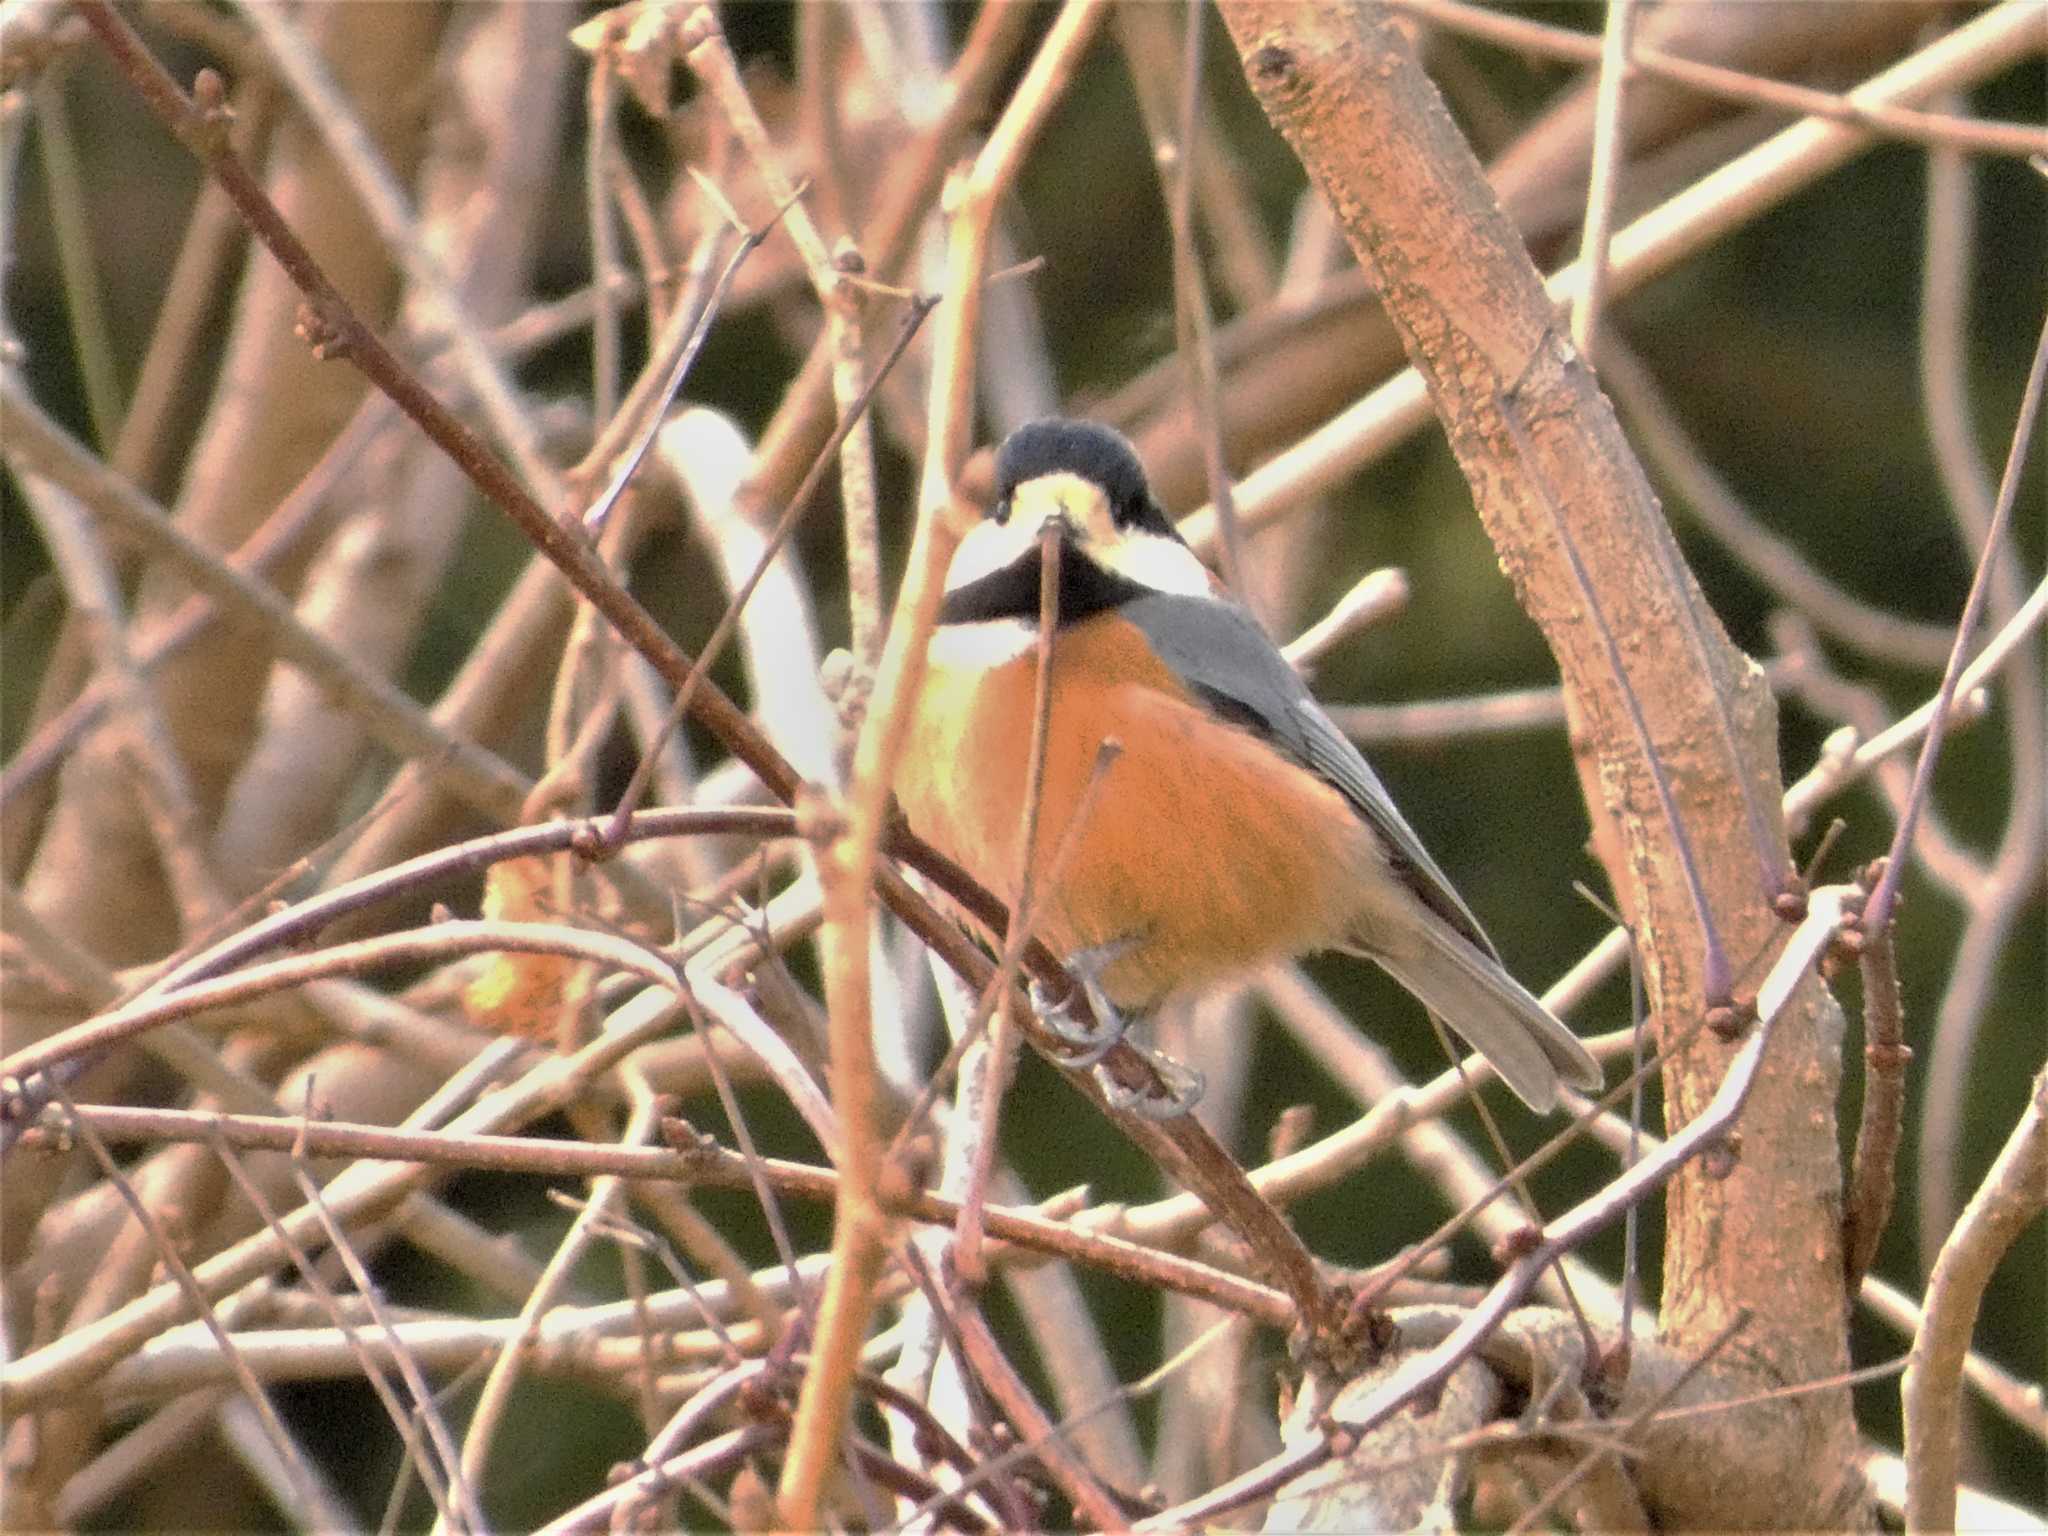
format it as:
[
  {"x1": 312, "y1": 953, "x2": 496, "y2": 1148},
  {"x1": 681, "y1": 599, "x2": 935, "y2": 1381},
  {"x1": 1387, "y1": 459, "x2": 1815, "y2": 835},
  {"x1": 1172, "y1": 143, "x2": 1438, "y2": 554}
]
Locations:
[{"x1": 1903, "y1": 1067, "x2": 2048, "y2": 1531}]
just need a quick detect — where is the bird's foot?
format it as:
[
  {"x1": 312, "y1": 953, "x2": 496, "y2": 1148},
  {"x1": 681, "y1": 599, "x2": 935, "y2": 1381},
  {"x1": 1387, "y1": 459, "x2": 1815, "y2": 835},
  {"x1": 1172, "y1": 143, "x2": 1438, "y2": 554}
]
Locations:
[
  {"x1": 1093, "y1": 1049, "x2": 1206, "y2": 1121},
  {"x1": 1030, "y1": 939, "x2": 1206, "y2": 1119},
  {"x1": 1029, "y1": 938, "x2": 1138, "y2": 1069}
]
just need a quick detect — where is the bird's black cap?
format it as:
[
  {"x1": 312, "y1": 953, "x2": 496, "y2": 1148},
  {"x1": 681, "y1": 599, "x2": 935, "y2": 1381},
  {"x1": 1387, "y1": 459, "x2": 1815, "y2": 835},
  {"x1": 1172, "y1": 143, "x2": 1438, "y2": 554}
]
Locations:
[{"x1": 992, "y1": 418, "x2": 1177, "y2": 540}]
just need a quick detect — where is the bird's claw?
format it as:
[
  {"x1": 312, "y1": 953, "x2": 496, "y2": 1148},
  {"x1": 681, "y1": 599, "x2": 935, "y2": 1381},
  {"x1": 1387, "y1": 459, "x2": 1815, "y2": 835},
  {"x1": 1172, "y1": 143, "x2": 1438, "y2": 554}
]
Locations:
[
  {"x1": 1030, "y1": 938, "x2": 1204, "y2": 1117},
  {"x1": 1094, "y1": 1049, "x2": 1206, "y2": 1121},
  {"x1": 1029, "y1": 939, "x2": 1137, "y2": 1068}
]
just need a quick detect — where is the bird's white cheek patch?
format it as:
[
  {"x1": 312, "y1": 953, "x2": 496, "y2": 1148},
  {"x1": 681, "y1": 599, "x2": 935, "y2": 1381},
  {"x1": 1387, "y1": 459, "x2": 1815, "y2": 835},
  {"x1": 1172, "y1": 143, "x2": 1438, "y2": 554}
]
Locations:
[
  {"x1": 927, "y1": 619, "x2": 1038, "y2": 670},
  {"x1": 945, "y1": 518, "x2": 1039, "y2": 592},
  {"x1": 1096, "y1": 533, "x2": 1213, "y2": 597}
]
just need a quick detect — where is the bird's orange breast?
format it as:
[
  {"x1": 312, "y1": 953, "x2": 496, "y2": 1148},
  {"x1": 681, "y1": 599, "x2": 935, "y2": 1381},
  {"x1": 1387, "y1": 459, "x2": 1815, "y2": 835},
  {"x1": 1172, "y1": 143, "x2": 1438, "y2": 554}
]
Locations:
[{"x1": 895, "y1": 613, "x2": 1383, "y2": 1009}]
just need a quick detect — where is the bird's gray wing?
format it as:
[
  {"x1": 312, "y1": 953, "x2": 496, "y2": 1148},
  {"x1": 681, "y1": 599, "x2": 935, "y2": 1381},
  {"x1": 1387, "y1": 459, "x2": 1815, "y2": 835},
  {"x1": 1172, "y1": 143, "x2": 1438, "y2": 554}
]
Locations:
[{"x1": 1117, "y1": 593, "x2": 1499, "y2": 959}]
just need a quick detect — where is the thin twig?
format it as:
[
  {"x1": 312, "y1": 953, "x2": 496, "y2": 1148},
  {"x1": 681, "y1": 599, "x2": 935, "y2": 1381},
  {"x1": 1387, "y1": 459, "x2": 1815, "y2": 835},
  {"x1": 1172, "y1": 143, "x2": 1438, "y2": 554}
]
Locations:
[
  {"x1": 9, "y1": 922, "x2": 660, "y2": 1092},
  {"x1": 572, "y1": 216, "x2": 761, "y2": 539},
  {"x1": 584, "y1": 27, "x2": 622, "y2": 429},
  {"x1": 1392, "y1": 0, "x2": 2048, "y2": 159},
  {"x1": 31, "y1": 1063, "x2": 1288, "y2": 1327},
  {"x1": 921, "y1": 1254, "x2": 1131, "y2": 1531},
  {"x1": 724, "y1": 0, "x2": 1037, "y2": 519},
  {"x1": 1164, "y1": 0, "x2": 1247, "y2": 597},
  {"x1": 0, "y1": 1013, "x2": 697, "y2": 1413},
  {"x1": 1842, "y1": 911, "x2": 1908, "y2": 1293},
  {"x1": 445, "y1": 1087, "x2": 663, "y2": 1531},
  {"x1": 1280, "y1": 567, "x2": 1408, "y2": 671},
  {"x1": 1865, "y1": 310, "x2": 2048, "y2": 935},
  {"x1": 882, "y1": 969, "x2": 986, "y2": 1524},
  {"x1": 683, "y1": 984, "x2": 820, "y2": 1318},
  {"x1": 290, "y1": 1155, "x2": 485, "y2": 1536},
  {"x1": 904, "y1": 1312, "x2": 1256, "y2": 1532},
  {"x1": 1912, "y1": 134, "x2": 2048, "y2": 1272},
  {"x1": 31, "y1": 67, "x2": 124, "y2": 442},
  {"x1": 685, "y1": 9, "x2": 836, "y2": 288},
  {"x1": 207, "y1": 1132, "x2": 462, "y2": 1528},
  {"x1": 779, "y1": 5, "x2": 1112, "y2": 1525},
  {"x1": 1261, "y1": 967, "x2": 1613, "y2": 1321},
  {"x1": 1569, "y1": 0, "x2": 1635, "y2": 364},
  {"x1": 1902, "y1": 1067, "x2": 2048, "y2": 1531},
  {"x1": 954, "y1": 521, "x2": 1069, "y2": 1283},
  {"x1": 46, "y1": 1081, "x2": 330, "y2": 1517},
  {"x1": 689, "y1": 7, "x2": 890, "y2": 680},
  {"x1": 533, "y1": 1424, "x2": 777, "y2": 1536}
]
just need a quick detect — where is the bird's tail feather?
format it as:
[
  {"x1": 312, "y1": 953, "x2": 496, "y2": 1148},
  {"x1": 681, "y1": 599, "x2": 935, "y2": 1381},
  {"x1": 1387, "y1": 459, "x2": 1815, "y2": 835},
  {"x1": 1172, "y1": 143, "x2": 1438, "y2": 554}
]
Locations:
[{"x1": 1365, "y1": 922, "x2": 1603, "y2": 1113}]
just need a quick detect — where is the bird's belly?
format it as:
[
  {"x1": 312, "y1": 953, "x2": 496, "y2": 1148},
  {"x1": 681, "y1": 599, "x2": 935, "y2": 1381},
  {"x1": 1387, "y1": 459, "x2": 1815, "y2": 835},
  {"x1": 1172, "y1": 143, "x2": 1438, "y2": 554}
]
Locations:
[{"x1": 897, "y1": 622, "x2": 1377, "y2": 1010}]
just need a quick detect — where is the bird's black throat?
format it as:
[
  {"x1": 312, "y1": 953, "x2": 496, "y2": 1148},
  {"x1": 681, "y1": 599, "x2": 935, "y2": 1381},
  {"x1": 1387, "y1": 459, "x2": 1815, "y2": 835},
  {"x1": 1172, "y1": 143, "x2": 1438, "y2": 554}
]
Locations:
[{"x1": 936, "y1": 541, "x2": 1151, "y2": 630}]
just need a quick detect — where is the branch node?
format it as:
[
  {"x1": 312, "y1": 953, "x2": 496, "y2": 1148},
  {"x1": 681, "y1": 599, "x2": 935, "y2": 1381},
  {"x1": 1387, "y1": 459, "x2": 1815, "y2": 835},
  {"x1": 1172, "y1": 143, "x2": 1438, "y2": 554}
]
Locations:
[
  {"x1": 292, "y1": 297, "x2": 354, "y2": 361},
  {"x1": 1701, "y1": 1134, "x2": 1742, "y2": 1181},
  {"x1": 1704, "y1": 995, "x2": 1754, "y2": 1042},
  {"x1": 874, "y1": 1151, "x2": 920, "y2": 1213},
  {"x1": 1593, "y1": 1333, "x2": 1633, "y2": 1405},
  {"x1": 791, "y1": 784, "x2": 844, "y2": 845},
  {"x1": 1490, "y1": 1223, "x2": 1544, "y2": 1266},
  {"x1": 28, "y1": 1102, "x2": 73, "y2": 1154},
  {"x1": 1248, "y1": 43, "x2": 1298, "y2": 91},
  {"x1": 658, "y1": 1114, "x2": 709, "y2": 1153},
  {"x1": 566, "y1": 818, "x2": 614, "y2": 865},
  {"x1": 675, "y1": 5, "x2": 721, "y2": 57},
  {"x1": 190, "y1": 66, "x2": 233, "y2": 141},
  {"x1": 1797, "y1": 816, "x2": 1850, "y2": 894}
]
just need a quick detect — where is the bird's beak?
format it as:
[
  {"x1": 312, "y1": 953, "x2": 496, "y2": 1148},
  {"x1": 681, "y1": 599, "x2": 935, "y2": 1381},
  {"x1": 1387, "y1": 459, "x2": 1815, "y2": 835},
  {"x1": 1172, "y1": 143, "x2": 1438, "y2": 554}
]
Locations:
[
  {"x1": 1039, "y1": 506, "x2": 1078, "y2": 546},
  {"x1": 1013, "y1": 484, "x2": 1086, "y2": 551}
]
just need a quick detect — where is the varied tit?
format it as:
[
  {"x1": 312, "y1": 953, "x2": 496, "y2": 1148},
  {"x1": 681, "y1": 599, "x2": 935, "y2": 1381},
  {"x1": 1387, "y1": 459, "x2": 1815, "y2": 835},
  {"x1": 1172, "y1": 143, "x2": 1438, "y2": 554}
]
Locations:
[{"x1": 895, "y1": 418, "x2": 1602, "y2": 1112}]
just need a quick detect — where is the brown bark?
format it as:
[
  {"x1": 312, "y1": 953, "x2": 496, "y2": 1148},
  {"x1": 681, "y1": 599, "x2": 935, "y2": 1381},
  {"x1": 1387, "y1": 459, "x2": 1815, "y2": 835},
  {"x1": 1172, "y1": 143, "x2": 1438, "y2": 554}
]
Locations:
[{"x1": 1216, "y1": 3, "x2": 1865, "y2": 1526}]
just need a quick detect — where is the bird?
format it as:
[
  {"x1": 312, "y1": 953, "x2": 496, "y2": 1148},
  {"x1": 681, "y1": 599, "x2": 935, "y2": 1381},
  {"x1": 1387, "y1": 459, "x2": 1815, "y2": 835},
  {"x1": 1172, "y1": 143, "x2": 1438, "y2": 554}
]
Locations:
[{"x1": 894, "y1": 417, "x2": 1602, "y2": 1112}]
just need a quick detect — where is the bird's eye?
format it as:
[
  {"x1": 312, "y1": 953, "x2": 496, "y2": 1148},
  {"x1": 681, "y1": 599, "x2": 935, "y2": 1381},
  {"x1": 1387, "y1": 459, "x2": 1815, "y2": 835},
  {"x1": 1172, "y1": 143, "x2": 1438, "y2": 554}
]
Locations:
[{"x1": 992, "y1": 498, "x2": 1012, "y2": 526}]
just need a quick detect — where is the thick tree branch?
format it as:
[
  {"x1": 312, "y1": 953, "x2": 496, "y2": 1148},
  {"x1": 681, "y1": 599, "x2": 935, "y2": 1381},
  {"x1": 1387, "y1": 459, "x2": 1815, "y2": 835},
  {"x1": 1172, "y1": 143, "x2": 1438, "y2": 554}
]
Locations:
[{"x1": 1216, "y1": 3, "x2": 1864, "y2": 1525}]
